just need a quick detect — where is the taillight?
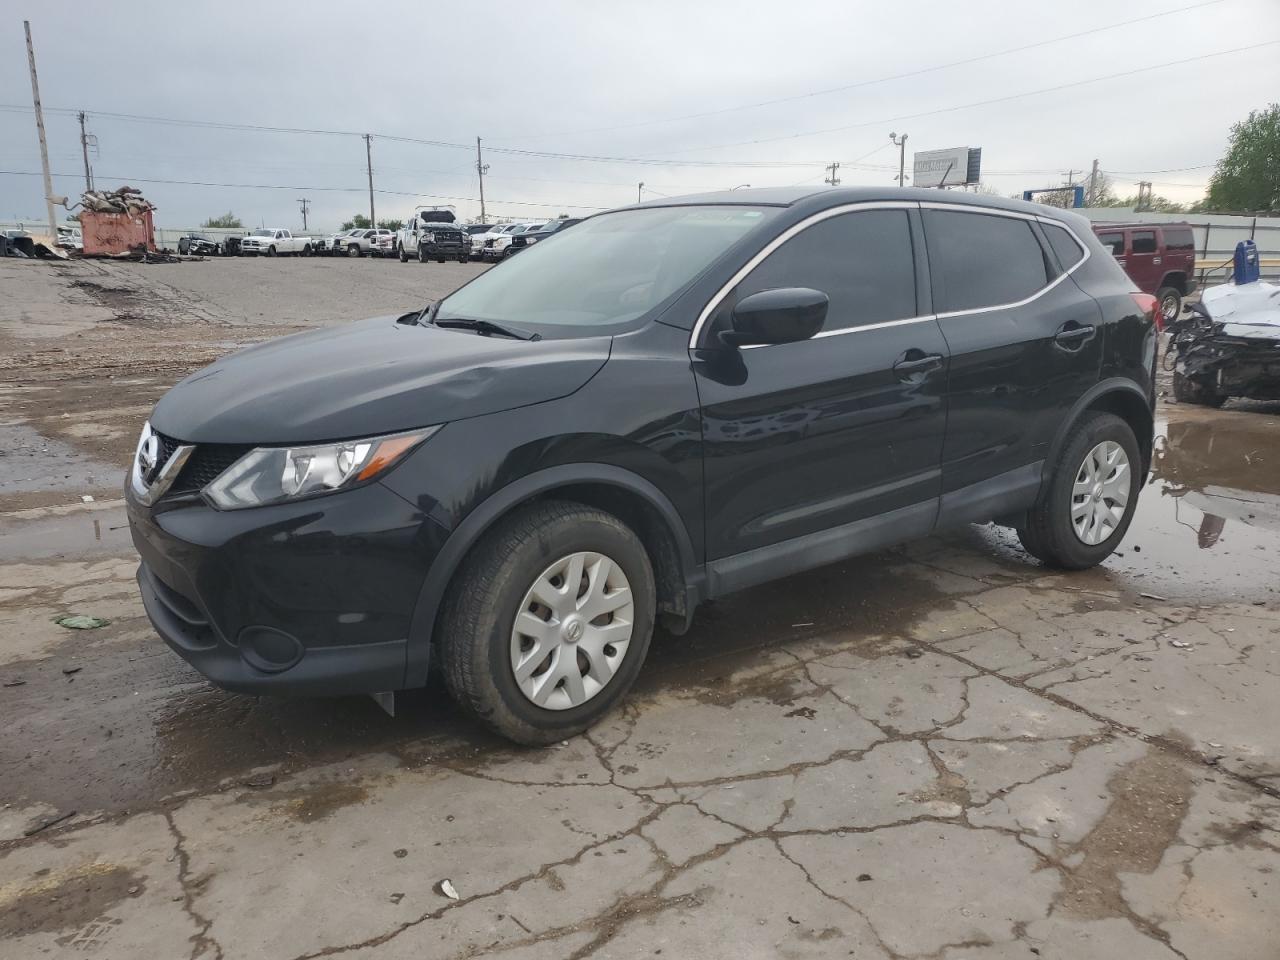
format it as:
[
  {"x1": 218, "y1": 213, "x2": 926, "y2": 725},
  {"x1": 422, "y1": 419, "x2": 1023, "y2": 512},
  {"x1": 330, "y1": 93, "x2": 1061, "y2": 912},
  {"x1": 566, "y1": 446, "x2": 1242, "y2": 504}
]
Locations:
[{"x1": 1130, "y1": 292, "x2": 1161, "y2": 331}]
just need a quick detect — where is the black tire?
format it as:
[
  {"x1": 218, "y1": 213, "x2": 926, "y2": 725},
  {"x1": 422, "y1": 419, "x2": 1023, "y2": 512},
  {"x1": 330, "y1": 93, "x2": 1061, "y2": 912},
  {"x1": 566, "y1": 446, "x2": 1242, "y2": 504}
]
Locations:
[
  {"x1": 417, "y1": 244, "x2": 428, "y2": 263},
  {"x1": 439, "y1": 501, "x2": 656, "y2": 745},
  {"x1": 267, "y1": 245, "x2": 277, "y2": 257},
  {"x1": 1156, "y1": 286, "x2": 1182, "y2": 326},
  {"x1": 1172, "y1": 369, "x2": 1226, "y2": 407},
  {"x1": 302, "y1": 244, "x2": 313, "y2": 257},
  {"x1": 1015, "y1": 411, "x2": 1141, "y2": 570},
  {"x1": 399, "y1": 246, "x2": 409, "y2": 263},
  {"x1": 348, "y1": 244, "x2": 362, "y2": 258}
]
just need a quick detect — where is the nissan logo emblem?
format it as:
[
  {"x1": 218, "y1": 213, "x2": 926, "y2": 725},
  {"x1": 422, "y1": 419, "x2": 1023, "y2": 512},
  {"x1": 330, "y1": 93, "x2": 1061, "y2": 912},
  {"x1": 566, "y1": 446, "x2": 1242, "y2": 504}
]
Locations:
[{"x1": 138, "y1": 433, "x2": 162, "y2": 485}]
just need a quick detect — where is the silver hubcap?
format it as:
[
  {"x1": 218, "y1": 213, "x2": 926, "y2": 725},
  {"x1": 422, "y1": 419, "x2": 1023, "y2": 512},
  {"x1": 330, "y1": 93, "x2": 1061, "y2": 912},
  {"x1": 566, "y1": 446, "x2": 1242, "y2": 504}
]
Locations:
[
  {"x1": 509, "y1": 551, "x2": 634, "y2": 711},
  {"x1": 1071, "y1": 440, "x2": 1131, "y2": 545}
]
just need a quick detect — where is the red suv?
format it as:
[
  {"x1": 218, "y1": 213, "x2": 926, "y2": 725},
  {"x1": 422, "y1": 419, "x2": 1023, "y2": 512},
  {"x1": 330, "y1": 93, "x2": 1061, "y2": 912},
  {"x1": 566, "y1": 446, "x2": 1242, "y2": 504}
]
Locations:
[{"x1": 1092, "y1": 222, "x2": 1197, "y2": 324}]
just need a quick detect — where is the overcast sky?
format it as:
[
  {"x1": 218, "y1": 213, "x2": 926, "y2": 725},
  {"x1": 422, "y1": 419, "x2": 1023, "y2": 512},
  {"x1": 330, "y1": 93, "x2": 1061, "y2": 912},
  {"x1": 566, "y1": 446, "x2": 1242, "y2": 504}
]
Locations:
[{"x1": 3, "y1": 0, "x2": 1278, "y2": 231}]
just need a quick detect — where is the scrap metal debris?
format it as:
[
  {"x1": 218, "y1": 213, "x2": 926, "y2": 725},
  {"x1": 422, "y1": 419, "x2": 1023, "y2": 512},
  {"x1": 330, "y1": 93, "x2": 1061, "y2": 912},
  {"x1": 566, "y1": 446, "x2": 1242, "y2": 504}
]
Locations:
[
  {"x1": 23, "y1": 810, "x2": 76, "y2": 837},
  {"x1": 79, "y1": 185, "x2": 156, "y2": 215}
]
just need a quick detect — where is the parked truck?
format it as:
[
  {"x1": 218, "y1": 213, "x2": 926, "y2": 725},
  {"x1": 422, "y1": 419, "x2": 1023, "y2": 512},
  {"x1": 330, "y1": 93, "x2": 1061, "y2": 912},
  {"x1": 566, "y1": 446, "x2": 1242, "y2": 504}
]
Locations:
[
  {"x1": 397, "y1": 207, "x2": 469, "y2": 263},
  {"x1": 239, "y1": 228, "x2": 315, "y2": 257}
]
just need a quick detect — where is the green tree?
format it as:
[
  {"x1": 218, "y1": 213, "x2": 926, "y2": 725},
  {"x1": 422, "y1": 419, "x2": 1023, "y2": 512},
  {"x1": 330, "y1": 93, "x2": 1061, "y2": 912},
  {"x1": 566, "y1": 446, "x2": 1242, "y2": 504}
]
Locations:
[
  {"x1": 1203, "y1": 103, "x2": 1280, "y2": 212},
  {"x1": 202, "y1": 212, "x2": 243, "y2": 228},
  {"x1": 341, "y1": 214, "x2": 373, "y2": 230},
  {"x1": 376, "y1": 218, "x2": 403, "y2": 231}
]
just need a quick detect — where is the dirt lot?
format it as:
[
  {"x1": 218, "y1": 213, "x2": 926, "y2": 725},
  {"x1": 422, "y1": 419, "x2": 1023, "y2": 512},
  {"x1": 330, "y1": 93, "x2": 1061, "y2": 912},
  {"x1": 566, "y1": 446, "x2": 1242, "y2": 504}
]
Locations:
[{"x1": 2, "y1": 255, "x2": 1279, "y2": 959}]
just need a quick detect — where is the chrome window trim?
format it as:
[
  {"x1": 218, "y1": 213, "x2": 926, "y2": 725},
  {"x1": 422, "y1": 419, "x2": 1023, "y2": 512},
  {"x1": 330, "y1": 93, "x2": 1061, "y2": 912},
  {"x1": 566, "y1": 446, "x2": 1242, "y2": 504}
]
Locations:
[
  {"x1": 688, "y1": 200, "x2": 917, "y2": 348},
  {"x1": 919, "y1": 202, "x2": 1091, "y2": 320},
  {"x1": 691, "y1": 200, "x2": 1091, "y2": 348}
]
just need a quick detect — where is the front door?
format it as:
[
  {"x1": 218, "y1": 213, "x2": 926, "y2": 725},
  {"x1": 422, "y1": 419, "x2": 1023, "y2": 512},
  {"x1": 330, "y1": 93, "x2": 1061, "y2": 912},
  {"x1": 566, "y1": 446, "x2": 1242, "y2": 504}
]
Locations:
[{"x1": 692, "y1": 205, "x2": 949, "y2": 592}]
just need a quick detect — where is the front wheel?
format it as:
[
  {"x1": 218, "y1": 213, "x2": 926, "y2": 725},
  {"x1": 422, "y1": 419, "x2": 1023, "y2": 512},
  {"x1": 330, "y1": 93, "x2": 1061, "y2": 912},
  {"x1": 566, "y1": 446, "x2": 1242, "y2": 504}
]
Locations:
[
  {"x1": 399, "y1": 246, "x2": 409, "y2": 263},
  {"x1": 1016, "y1": 411, "x2": 1141, "y2": 570},
  {"x1": 267, "y1": 245, "x2": 277, "y2": 257},
  {"x1": 439, "y1": 501, "x2": 656, "y2": 745},
  {"x1": 347, "y1": 245, "x2": 362, "y2": 258}
]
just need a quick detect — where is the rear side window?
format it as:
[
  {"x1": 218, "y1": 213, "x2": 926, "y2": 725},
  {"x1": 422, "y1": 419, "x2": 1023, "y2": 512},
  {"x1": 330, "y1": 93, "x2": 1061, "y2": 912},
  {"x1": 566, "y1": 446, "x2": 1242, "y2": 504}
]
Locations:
[
  {"x1": 1042, "y1": 223, "x2": 1086, "y2": 272},
  {"x1": 924, "y1": 211, "x2": 1050, "y2": 313},
  {"x1": 1163, "y1": 226, "x2": 1195, "y2": 251},
  {"x1": 731, "y1": 209, "x2": 916, "y2": 332},
  {"x1": 1097, "y1": 233, "x2": 1124, "y2": 256},
  {"x1": 1131, "y1": 231, "x2": 1157, "y2": 254}
]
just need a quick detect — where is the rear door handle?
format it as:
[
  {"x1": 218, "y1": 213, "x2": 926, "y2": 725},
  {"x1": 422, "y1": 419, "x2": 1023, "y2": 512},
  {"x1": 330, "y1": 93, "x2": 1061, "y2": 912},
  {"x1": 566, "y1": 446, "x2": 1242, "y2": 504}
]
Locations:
[
  {"x1": 1054, "y1": 323, "x2": 1096, "y2": 348},
  {"x1": 893, "y1": 351, "x2": 944, "y2": 381}
]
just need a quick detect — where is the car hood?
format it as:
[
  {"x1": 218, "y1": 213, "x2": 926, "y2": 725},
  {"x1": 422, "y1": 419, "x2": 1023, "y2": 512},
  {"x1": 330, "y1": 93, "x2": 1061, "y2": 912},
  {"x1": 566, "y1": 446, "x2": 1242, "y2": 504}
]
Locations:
[{"x1": 150, "y1": 315, "x2": 611, "y2": 444}]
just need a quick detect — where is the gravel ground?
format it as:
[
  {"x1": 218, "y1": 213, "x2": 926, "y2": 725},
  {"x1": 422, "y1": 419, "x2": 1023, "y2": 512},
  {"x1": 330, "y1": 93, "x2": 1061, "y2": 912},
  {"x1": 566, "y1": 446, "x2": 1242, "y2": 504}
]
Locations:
[{"x1": 2, "y1": 255, "x2": 1279, "y2": 960}]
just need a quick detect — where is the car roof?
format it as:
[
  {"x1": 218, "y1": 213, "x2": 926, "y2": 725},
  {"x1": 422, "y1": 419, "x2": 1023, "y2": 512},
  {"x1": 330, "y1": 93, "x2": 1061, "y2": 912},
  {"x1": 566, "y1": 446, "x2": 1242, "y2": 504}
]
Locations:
[{"x1": 1091, "y1": 221, "x2": 1193, "y2": 230}]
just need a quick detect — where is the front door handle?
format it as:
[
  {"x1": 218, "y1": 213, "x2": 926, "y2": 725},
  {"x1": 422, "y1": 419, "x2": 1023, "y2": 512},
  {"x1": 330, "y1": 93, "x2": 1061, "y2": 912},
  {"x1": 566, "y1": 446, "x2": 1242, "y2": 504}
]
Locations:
[
  {"x1": 893, "y1": 350, "x2": 944, "y2": 381},
  {"x1": 1054, "y1": 323, "x2": 1096, "y2": 349}
]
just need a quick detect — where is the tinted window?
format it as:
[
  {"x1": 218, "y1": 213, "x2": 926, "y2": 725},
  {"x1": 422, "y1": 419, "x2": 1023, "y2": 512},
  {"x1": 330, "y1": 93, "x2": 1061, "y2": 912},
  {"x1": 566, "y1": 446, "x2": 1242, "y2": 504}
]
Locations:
[
  {"x1": 1097, "y1": 233, "x2": 1125, "y2": 257},
  {"x1": 924, "y1": 211, "x2": 1050, "y2": 312},
  {"x1": 1131, "y1": 231, "x2": 1157, "y2": 254},
  {"x1": 1043, "y1": 223, "x2": 1085, "y2": 271},
  {"x1": 1163, "y1": 226, "x2": 1195, "y2": 251},
  {"x1": 729, "y1": 210, "x2": 916, "y2": 332}
]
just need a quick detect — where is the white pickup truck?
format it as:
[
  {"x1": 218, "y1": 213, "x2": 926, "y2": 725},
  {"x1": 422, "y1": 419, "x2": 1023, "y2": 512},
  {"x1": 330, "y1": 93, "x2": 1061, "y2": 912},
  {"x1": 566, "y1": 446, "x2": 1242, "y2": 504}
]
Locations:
[{"x1": 239, "y1": 228, "x2": 315, "y2": 257}]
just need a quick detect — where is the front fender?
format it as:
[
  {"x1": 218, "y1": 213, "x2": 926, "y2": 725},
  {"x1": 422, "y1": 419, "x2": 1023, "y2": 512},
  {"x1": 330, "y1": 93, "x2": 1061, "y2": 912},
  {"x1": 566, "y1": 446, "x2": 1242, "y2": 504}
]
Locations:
[{"x1": 401, "y1": 463, "x2": 700, "y2": 688}]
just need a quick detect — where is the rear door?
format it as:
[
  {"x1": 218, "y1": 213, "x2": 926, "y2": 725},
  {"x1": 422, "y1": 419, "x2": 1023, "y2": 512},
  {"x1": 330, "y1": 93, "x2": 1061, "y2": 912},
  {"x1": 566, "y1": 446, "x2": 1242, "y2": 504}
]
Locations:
[
  {"x1": 921, "y1": 205, "x2": 1102, "y2": 523},
  {"x1": 1125, "y1": 228, "x2": 1161, "y2": 294},
  {"x1": 693, "y1": 204, "x2": 950, "y2": 582}
]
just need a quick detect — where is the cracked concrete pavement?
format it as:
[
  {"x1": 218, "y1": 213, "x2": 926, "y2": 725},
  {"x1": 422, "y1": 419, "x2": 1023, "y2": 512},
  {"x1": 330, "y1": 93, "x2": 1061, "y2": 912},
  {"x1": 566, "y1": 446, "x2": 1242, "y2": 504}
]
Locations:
[{"x1": 3, "y1": 257, "x2": 1280, "y2": 958}]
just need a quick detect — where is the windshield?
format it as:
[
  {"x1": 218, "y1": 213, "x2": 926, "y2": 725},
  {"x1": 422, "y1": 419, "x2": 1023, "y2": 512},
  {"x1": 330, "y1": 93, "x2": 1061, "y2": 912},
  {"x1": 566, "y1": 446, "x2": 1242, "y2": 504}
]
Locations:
[
  {"x1": 436, "y1": 205, "x2": 777, "y2": 329},
  {"x1": 250, "y1": 229, "x2": 273, "y2": 237}
]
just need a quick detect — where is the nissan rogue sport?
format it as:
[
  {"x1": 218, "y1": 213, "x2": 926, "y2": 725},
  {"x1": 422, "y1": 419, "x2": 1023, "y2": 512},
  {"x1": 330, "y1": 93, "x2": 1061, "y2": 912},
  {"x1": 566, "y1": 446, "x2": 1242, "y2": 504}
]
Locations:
[{"x1": 127, "y1": 188, "x2": 1158, "y2": 745}]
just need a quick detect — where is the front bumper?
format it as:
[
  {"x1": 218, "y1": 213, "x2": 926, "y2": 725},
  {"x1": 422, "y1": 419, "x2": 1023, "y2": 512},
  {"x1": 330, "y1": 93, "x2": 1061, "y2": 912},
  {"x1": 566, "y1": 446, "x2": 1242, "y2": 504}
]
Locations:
[{"x1": 128, "y1": 481, "x2": 441, "y2": 695}]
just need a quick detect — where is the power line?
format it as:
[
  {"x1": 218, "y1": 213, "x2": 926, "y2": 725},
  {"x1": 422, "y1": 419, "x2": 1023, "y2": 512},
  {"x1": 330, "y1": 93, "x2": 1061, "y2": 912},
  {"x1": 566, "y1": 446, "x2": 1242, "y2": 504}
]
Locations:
[
  {"x1": 489, "y1": 0, "x2": 1229, "y2": 142},
  {"x1": 652, "y1": 41, "x2": 1280, "y2": 157},
  {"x1": 0, "y1": 169, "x2": 612, "y2": 210}
]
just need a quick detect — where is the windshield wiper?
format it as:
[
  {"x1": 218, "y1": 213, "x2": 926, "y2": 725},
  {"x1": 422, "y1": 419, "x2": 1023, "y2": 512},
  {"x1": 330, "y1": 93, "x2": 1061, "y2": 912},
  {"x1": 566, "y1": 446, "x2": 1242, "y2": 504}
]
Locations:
[{"x1": 433, "y1": 317, "x2": 540, "y2": 341}]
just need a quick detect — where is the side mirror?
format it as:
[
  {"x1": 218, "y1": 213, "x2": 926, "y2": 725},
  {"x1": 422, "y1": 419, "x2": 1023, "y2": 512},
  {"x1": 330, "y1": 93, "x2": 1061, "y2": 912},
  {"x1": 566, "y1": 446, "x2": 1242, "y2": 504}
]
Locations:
[{"x1": 721, "y1": 287, "x2": 827, "y2": 347}]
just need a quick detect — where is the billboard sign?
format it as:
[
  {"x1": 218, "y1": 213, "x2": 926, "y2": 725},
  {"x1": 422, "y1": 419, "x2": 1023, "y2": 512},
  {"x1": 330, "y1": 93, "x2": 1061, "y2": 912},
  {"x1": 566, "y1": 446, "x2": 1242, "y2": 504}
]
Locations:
[{"x1": 912, "y1": 147, "x2": 980, "y2": 188}]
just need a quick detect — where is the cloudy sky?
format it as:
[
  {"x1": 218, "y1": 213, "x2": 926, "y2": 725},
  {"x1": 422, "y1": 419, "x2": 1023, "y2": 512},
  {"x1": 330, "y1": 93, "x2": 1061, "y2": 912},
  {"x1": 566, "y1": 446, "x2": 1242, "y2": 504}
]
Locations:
[{"x1": 3, "y1": 0, "x2": 1277, "y2": 231}]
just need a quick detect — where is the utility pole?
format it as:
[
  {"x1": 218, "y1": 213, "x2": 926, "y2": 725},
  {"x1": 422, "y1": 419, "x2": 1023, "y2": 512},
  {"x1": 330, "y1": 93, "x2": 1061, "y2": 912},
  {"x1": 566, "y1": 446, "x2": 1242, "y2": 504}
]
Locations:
[
  {"x1": 78, "y1": 111, "x2": 95, "y2": 193},
  {"x1": 890, "y1": 132, "x2": 908, "y2": 187},
  {"x1": 475, "y1": 137, "x2": 489, "y2": 224},
  {"x1": 1135, "y1": 181, "x2": 1153, "y2": 213},
  {"x1": 1087, "y1": 158, "x2": 1099, "y2": 207},
  {"x1": 824, "y1": 161, "x2": 841, "y2": 187},
  {"x1": 637, "y1": 182, "x2": 644, "y2": 203},
  {"x1": 364, "y1": 134, "x2": 375, "y2": 228},
  {"x1": 23, "y1": 21, "x2": 57, "y2": 238},
  {"x1": 297, "y1": 197, "x2": 310, "y2": 231}
]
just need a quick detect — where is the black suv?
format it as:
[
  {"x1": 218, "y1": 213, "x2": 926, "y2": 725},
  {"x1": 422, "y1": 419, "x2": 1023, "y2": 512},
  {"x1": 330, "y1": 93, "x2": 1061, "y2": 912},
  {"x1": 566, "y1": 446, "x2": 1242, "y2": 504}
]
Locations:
[{"x1": 127, "y1": 188, "x2": 1157, "y2": 744}]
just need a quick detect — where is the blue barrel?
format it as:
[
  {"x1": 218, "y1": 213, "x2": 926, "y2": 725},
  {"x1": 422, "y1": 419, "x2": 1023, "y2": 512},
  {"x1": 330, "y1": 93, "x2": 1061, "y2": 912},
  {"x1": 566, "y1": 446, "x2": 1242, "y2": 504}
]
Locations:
[{"x1": 1233, "y1": 239, "x2": 1260, "y2": 284}]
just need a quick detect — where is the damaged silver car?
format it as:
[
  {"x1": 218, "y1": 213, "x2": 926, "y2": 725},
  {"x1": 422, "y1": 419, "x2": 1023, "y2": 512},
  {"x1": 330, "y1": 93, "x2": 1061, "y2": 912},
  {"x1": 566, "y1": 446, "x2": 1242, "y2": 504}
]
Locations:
[{"x1": 1167, "y1": 254, "x2": 1280, "y2": 407}]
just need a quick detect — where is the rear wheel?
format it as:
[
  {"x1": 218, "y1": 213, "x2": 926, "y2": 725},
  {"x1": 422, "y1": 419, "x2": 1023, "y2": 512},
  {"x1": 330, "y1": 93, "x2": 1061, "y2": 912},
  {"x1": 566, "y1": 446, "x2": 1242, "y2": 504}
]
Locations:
[
  {"x1": 1016, "y1": 412, "x2": 1141, "y2": 569},
  {"x1": 398, "y1": 246, "x2": 409, "y2": 263},
  {"x1": 439, "y1": 501, "x2": 656, "y2": 745},
  {"x1": 1156, "y1": 286, "x2": 1182, "y2": 325},
  {"x1": 301, "y1": 244, "x2": 313, "y2": 257},
  {"x1": 1172, "y1": 369, "x2": 1226, "y2": 407}
]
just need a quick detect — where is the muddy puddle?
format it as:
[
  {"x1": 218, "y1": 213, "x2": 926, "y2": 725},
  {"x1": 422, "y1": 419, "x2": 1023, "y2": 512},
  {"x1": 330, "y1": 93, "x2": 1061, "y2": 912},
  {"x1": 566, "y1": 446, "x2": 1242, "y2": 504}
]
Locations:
[{"x1": 2, "y1": 403, "x2": 1277, "y2": 819}]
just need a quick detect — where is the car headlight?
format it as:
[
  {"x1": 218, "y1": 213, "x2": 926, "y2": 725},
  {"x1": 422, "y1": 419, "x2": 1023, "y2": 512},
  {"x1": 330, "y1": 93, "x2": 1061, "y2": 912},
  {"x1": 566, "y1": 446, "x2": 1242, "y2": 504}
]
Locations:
[
  {"x1": 424, "y1": 232, "x2": 435, "y2": 243},
  {"x1": 203, "y1": 427, "x2": 437, "y2": 510}
]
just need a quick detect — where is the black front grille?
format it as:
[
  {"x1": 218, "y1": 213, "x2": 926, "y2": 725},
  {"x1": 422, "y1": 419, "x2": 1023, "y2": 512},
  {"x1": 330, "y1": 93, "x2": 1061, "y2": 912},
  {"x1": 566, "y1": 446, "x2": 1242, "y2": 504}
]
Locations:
[{"x1": 154, "y1": 431, "x2": 252, "y2": 496}]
